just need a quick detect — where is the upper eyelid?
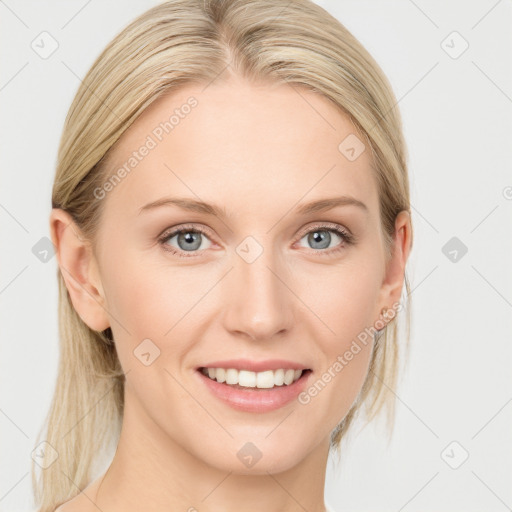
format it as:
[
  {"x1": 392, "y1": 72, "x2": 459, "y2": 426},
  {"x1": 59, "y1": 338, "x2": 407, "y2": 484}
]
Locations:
[{"x1": 296, "y1": 221, "x2": 349, "y2": 237}]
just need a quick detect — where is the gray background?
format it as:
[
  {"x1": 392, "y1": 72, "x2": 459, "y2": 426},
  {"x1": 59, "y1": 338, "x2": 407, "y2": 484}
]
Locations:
[{"x1": 1, "y1": 0, "x2": 511, "y2": 511}]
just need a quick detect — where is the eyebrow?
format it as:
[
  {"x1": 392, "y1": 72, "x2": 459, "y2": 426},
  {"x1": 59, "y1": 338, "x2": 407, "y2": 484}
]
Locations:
[{"x1": 138, "y1": 195, "x2": 368, "y2": 217}]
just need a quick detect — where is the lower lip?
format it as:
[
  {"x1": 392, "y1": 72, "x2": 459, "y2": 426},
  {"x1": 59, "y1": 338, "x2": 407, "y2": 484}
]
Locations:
[{"x1": 196, "y1": 369, "x2": 312, "y2": 413}]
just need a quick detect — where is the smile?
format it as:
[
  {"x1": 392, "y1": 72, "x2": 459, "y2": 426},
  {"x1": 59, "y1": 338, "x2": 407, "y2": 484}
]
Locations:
[{"x1": 196, "y1": 366, "x2": 313, "y2": 413}]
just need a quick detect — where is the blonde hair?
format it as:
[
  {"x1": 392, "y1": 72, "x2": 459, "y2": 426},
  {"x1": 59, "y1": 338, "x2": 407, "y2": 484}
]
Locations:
[{"x1": 33, "y1": 0, "x2": 413, "y2": 509}]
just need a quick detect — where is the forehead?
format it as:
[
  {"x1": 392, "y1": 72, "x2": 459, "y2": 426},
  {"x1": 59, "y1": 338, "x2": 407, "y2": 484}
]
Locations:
[{"x1": 99, "y1": 78, "x2": 378, "y2": 222}]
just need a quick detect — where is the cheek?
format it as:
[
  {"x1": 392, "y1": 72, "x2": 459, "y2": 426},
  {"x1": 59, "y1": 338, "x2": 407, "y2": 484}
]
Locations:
[
  {"x1": 295, "y1": 260, "x2": 380, "y2": 417},
  {"x1": 101, "y1": 254, "x2": 215, "y2": 363},
  {"x1": 304, "y1": 339, "x2": 374, "y2": 429},
  {"x1": 298, "y1": 258, "x2": 382, "y2": 344}
]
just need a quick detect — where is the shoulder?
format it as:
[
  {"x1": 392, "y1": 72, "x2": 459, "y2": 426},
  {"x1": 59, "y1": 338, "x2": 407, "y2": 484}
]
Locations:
[
  {"x1": 51, "y1": 474, "x2": 104, "y2": 512},
  {"x1": 52, "y1": 497, "x2": 89, "y2": 512},
  {"x1": 52, "y1": 494, "x2": 95, "y2": 512}
]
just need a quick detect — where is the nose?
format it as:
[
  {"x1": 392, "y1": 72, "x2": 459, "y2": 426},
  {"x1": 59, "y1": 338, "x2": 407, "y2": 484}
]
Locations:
[{"x1": 222, "y1": 243, "x2": 295, "y2": 342}]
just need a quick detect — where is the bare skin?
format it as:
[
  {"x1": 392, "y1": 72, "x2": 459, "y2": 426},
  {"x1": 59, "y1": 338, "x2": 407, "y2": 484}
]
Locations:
[{"x1": 51, "y1": 74, "x2": 412, "y2": 512}]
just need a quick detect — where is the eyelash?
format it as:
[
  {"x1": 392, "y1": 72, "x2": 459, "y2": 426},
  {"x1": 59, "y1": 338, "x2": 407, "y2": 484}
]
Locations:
[{"x1": 157, "y1": 222, "x2": 355, "y2": 258}]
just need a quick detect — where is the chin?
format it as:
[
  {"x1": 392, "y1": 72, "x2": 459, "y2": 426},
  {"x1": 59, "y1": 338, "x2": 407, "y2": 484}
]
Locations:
[{"x1": 198, "y1": 436, "x2": 311, "y2": 475}]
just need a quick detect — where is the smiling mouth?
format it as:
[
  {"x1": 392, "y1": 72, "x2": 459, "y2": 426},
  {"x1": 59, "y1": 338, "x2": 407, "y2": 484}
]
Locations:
[{"x1": 198, "y1": 367, "x2": 312, "y2": 390}]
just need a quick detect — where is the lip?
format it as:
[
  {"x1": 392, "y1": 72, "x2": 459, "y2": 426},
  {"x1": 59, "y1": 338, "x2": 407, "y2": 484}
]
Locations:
[
  {"x1": 195, "y1": 359, "x2": 310, "y2": 372},
  {"x1": 195, "y1": 367, "x2": 313, "y2": 413}
]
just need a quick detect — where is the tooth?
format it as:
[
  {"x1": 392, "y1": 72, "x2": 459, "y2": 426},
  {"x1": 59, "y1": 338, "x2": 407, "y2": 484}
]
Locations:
[
  {"x1": 225, "y1": 368, "x2": 238, "y2": 385},
  {"x1": 273, "y1": 369, "x2": 284, "y2": 386},
  {"x1": 203, "y1": 367, "x2": 306, "y2": 387},
  {"x1": 238, "y1": 370, "x2": 256, "y2": 387},
  {"x1": 216, "y1": 368, "x2": 226, "y2": 383},
  {"x1": 283, "y1": 369, "x2": 295, "y2": 385},
  {"x1": 256, "y1": 370, "x2": 275, "y2": 389}
]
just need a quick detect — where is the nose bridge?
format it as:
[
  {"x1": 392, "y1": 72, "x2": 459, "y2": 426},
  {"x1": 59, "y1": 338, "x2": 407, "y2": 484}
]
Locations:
[{"x1": 224, "y1": 236, "x2": 293, "y2": 340}]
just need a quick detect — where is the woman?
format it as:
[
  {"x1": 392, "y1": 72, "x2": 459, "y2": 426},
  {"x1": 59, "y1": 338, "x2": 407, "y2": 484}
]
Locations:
[{"x1": 33, "y1": 0, "x2": 413, "y2": 510}]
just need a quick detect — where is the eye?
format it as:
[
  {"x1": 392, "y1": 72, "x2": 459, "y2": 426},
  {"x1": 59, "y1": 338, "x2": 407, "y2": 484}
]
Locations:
[
  {"x1": 158, "y1": 222, "x2": 355, "y2": 259},
  {"x1": 296, "y1": 223, "x2": 355, "y2": 255},
  {"x1": 158, "y1": 224, "x2": 212, "y2": 258}
]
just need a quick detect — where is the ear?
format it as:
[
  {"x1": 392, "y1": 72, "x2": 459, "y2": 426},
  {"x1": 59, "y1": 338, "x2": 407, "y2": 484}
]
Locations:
[
  {"x1": 49, "y1": 208, "x2": 110, "y2": 332},
  {"x1": 376, "y1": 210, "x2": 413, "y2": 325}
]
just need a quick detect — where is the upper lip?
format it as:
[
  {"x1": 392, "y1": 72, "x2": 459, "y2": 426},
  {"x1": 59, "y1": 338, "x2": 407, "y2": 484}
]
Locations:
[{"x1": 197, "y1": 359, "x2": 311, "y2": 372}]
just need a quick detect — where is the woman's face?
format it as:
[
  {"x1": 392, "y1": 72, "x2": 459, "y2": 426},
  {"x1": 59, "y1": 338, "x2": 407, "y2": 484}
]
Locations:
[{"x1": 79, "y1": 76, "x2": 409, "y2": 473}]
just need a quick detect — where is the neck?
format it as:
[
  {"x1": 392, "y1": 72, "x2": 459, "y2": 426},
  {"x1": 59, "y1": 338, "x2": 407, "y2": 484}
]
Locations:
[{"x1": 95, "y1": 392, "x2": 331, "y2": 512}]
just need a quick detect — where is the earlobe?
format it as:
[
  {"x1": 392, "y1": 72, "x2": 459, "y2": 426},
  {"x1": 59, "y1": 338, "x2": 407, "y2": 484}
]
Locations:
[{"x1": 49, "y1": 208, "x2": 110, "y2": 332}]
